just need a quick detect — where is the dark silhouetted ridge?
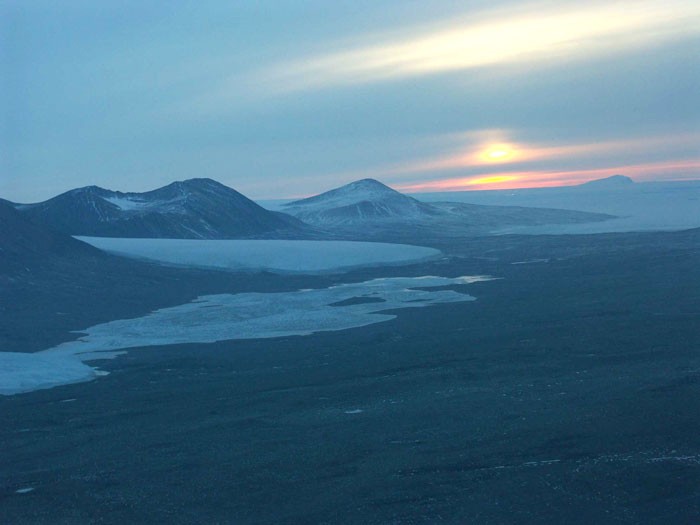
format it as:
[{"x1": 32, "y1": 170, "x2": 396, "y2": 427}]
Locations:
[{"x1": 18, "y1": 178, "x2": 311, "y2": 239}]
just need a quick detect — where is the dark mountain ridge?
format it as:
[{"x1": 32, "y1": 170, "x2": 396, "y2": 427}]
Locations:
[
  {"x1": 17, "y1": 178, "x2": 310, "y2": 239},
  {"x1": 578, "y1": 175, "x2": 635, "y2": 188}
]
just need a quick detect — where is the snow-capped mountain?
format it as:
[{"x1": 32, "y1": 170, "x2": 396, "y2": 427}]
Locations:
[
  {"x1": 281, "y1": 178, "x2": 615, "y2": 240},
  {"x1": 17, "y1": 178, "x2": 310, "y2": 239},
  {"x1": 283, "y1": 178, "x2": 442, "y2": 226}
]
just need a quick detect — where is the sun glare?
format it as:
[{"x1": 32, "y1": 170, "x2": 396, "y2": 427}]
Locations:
[
  {"x1": 480, "y1": 144, "x2": 516, "y2": 163},
  {"x1": 466, "y1": 175, "x2": 518, "y2": 186},
  {"x1": 487, "y1": 150, "x2": 509, "y2": 159}
]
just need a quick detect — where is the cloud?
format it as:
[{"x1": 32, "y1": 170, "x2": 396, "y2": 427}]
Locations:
[
  {"x1": 304, "y1": 130, "x2": 700, "y2": 192},
  {"x1": 259, "y1": 0, "x2": 700, "y2": 91},
  {"x1": 389, "y1": 132, "x2": 700, "y2": 174},
  {"x1": 323, "y1": 130, "x2": 699, "y2": 178}
]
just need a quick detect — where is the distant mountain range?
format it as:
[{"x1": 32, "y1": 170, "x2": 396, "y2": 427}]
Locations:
[
  {"x1": 283, "y1": 178, "x2": 614, "y2": 239},
  {"x1": 3, "y1": 177, "x2": 617, "y2": 247},
  {"x1": 577, "y1": 175, "x2": 634, "y2": 189},
  {"x1": 14, "y1": 178, "x2": 311, "y2": 240}
]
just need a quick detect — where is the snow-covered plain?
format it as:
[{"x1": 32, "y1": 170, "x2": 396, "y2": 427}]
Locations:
[
  {"x1": 1, "y1": 275, "x2": 492, "y2": 395},
  {"x1": 415, "y1": 181, "x2": 700, "y2": 234},
  {"x1": 76, "y1": 238, "x2": 441, "y2": 273}
]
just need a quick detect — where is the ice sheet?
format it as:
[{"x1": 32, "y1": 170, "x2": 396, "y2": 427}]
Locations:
[
  {"x1": 416, "y1": 181, "x2": 700, "y2": 234},
  {"x1": 75, "y1": 238, "x2": 441, "y2": 273}
]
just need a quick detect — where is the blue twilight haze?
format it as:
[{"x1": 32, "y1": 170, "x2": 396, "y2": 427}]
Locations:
[{"x1": 2, "y1": 0, "x2": 699, "y2": 201}]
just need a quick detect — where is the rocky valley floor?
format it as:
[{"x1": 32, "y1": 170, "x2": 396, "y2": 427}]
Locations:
[{"x1": 1, "y1": 230, "x2": 700, "y2": 524}]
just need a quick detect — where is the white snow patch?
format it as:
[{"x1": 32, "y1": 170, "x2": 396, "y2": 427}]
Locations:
[
  {"x1": 511, "y1": 259, "x2": 549, "y2": 265},
  {"x1": 102, "y1": 196, "x2": 188, "y2": 214},
  {"x1": 0, "y1": 353, "x2": 100, "y2": 396},
  {"x1": 286, "y1": 180, "x2": 400, "y2": 212},
  {"x1": 103, "y1": 196, "x2": 150, "y2": 211},
  {"x1": 75, "y1": 238, "x2": 441, "y2": 273}
]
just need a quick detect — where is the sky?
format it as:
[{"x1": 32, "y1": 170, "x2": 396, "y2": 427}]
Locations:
[{"x1": 1, "y1": 0, "x2": 699, "y2": 202}]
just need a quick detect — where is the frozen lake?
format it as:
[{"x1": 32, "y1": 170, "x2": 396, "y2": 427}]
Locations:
[
  {"x1": 76, "y1": 238, "x2": 441, "y2": 273},
  {"x1": 1, "y1": 275, "x2": 492, "y2": 395}
]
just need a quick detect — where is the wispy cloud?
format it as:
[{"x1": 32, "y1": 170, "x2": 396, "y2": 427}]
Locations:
[
  {"x1": 323, "y1": 130, "x2": 699, "y2": 179},
  {"x1": 384, "y1": 132, "x2": 700, "y2": 175},
  {"x1": 260, "y1": 0, "x2": 700, "y2": 91},
  {"x1": 305, "y1": 130, "x2": 700, "y2": 192}
]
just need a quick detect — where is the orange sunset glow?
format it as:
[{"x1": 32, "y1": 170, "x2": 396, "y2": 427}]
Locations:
[
  {"x1": 396, "y1": 159, "x2": 700, "y2": 193},
  {"x1": 400, "y1": 132, "x2": 700, "y2": 176},
  {"x1": 465, "y1": 175, "x2": 520, "y2": 186},
  {"x1": 313, "y1": 130, "x2": 700, "y2": 196}
]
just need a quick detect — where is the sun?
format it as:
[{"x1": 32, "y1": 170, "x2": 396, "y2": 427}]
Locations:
[
  {"x1": 466, "y1": 175, "x2": 518, "y2": 186},
  {"x1": 487, "y1": 149, "x2": 510, "y2": 160},
  {"x1": 480, "y1": 144, "x2": 516, "y2": 163}
]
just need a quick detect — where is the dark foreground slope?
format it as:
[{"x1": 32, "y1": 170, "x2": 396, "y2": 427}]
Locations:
[
  {"x1": 17, "y1": 178, "x2": 310, "y2": 239},
  {"x1": 0, "y1": 199, "x2": 101, "y2": 275},
  {"x1": 1, "y1": 228, "x2": 699, "y2": 524}
]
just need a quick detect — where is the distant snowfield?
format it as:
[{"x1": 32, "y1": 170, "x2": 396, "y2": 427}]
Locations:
[
  {"x1": 76, "y1": 238, "x2": 441, "y2": 273},
  {"x1": 415, "y1": 181, "x2": 700, "y2": 234},
  {"x1": 1, "y1": 275, "x2": 493, "y2": 395}
]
